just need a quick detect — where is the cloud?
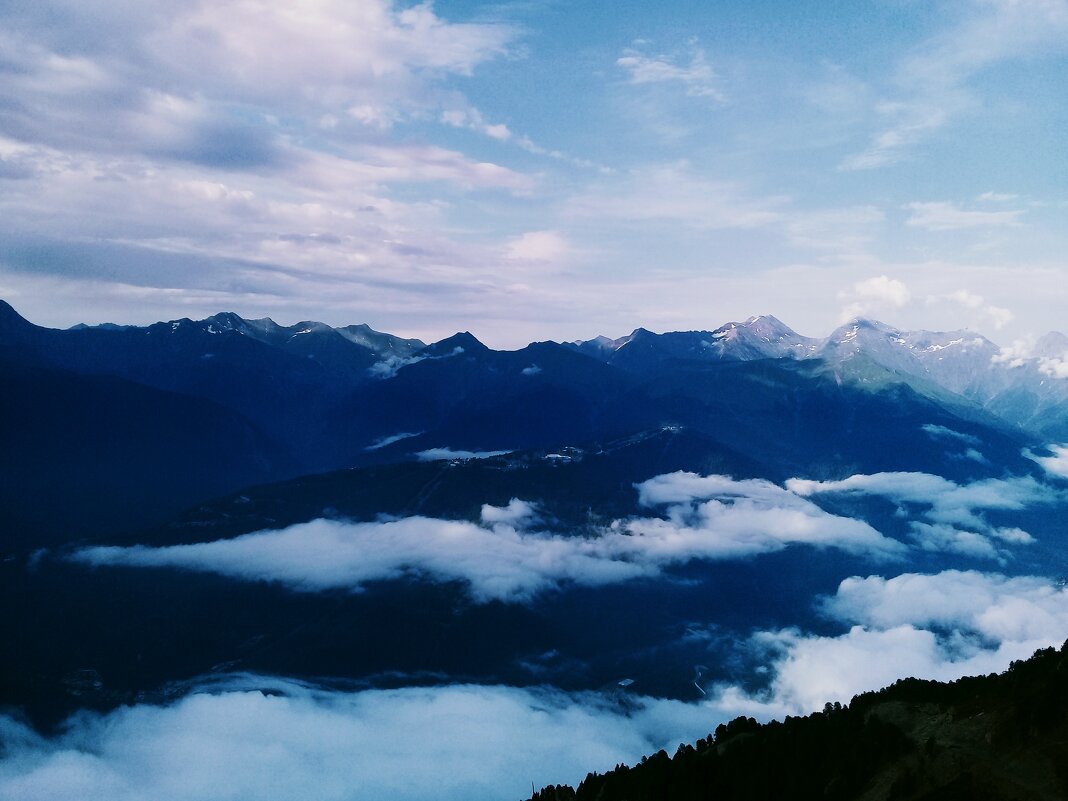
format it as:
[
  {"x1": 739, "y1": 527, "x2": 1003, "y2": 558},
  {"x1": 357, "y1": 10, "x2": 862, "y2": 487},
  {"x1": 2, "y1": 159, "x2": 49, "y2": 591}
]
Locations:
[
  {"x1": 628, "y1": 472, "x2": 905, "y2": 560},
  {"x1": 904, "y1": 201, "x2": 1025, "y2": 231},
  {"x1": 0, "y1": 680, "x2": 720, "y2": 801},
  {"x1": 0, "y1": 1, "x2": 517, "y2": 158},
  {"x1": 1024, "y1": 444, "x2": 1068, "y2": 479},
  {"x1": 824, "y1": 570, "x2": 1068, "y2": 640},
  {"x1": 440, "y1": 107, "x2": 513, "y2": 141},
  {"x1": 364, "y1": 432, "x2": 421, "y2": 451},
  {"x1": 72, "y1": 474, "x2": 904, "y2": 602},
  {"x1": 415, "y1": 448, "x2": 512, "y2": 462},
  {"x1": 928, "y1": 289, "x2": 1013, "y2": 329},
  {"x1": 710, "y1": 569, "x2": 1068, "y2": 715},
  {"x1": 565, "y1": 163, "x2": 786, "y2": 230},
  {"x1": 6, "y1": 567, "x2": 1068, "y2": 801},
  {"x1": 368, "y1": 346, "x2": 465, "y2": 380},
  {"x1": 787, "y1": 472, "x2": 1057, "y2": 559},
  {"x1": 503, "y1": 231, "x2": 571, "y2": 263},
  {"x1": 921, "y1": 424, "x2": 981, "y2": 447},
  {"x1": 616, "y1": 45, "x2": 726, "y2": 101},
  {"x1": 841, "y1": 0, "x2": 1068, "y2": 169},
  {"x1": 837, "y1": 275, "x2": 910, "y2": 321}
]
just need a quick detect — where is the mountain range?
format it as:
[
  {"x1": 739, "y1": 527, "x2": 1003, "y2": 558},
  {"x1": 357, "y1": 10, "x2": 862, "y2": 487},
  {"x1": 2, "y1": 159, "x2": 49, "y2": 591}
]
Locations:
[
  {"x1": 3, "y1": 299, "x2": 1068, "y2": 797},
  {"x1": 2, "y1": 300, "x2": 1065, "y2": 544}
]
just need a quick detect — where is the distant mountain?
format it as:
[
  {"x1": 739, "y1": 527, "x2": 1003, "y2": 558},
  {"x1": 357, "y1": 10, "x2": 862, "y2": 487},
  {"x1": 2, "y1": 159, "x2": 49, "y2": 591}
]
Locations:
[
  {"x1": 0, "y1": 300, "x2": 1062, "y2": 541},
  {"x1": 0, "y1": 355, "x2": 291, "y2": 545},
  {"x1": 570, "y1": 314, "x2": 1068, "y2": 438},
  {"x1": 530, "y1": 641, "x2": 1068, "y2": 801}
]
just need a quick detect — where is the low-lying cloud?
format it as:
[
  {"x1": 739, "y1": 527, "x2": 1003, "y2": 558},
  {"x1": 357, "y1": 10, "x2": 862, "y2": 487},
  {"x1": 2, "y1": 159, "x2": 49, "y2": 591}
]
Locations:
[
  {"x1": 415, "y1": 448, "x2": 512, "y2": 462},
  {"x1": 0, "y1": 681, "x2": 718, "y2": 801},
  {"x1": 629, "y1": 472, "x2": 905, "y2": 560},
  {"x1": 74, "y1": 475, "x2": 904, "y2": 601},
  {"x1": 7, "y1": 567, "x2": 1068, "y2": 801},
  {"x1": 1025, "y1": 444, "x2": 1068, "y2": 480},
  {"x1": 709, "y1": 569, "x2": 1068, "y2": 716},
  {"x1": 787, "y1": 471, "x2": 1057, "y2": 560}
]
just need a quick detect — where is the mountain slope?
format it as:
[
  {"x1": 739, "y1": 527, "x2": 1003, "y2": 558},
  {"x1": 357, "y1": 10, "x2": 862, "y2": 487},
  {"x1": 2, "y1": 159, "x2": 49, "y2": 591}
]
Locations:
[
  {"x1": 530, "y1": 641, "x2": 1068, "y2": 801},
  {"x1": 0, "y1": 356, "x2": 292, "y2": 545}
]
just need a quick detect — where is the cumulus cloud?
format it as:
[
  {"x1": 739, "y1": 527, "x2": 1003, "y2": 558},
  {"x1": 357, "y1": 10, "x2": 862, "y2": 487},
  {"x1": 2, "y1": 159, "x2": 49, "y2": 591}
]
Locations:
[
  {"x1": 711, "y1": 569, "x2": 1068, "y2": 715},
  {"x1": 787, "y1": 472, "x2": 1057, "y2": 560},
  {"x1": 0, "y1": 681, "x2": 720, "y2": 801},
  {"x1": 837, "y1": 275, "x2": 910, "y2": 322},
  {"x1": 73, "y1": 474, "x2": 904, "y2": 602}
]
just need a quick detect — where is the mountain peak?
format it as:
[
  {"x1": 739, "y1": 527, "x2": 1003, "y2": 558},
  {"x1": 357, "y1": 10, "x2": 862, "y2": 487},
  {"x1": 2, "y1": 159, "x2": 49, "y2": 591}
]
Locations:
[
  {"x1": 0, "y1": 299, "x2": 34, "y2": 332},
  {"x1": 422, "y1": 331, "x2": 488, "y2": 356}
]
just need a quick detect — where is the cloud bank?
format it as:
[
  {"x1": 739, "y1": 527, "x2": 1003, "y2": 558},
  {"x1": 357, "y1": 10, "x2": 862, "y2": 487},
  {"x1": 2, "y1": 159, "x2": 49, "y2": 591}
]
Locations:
[
  {"x1": 787, "y1": 471, "x2": 1057, "y2": 559},
  {"x1": 0, "y1": 681, "x2": 717, "y2": 801},
  {"x1": 6, "y1": 568, "x2": 1068, "y2": 800},
  {"x1": 74, "y1": 475, "x2": 903, "y2": 601},
  {"x1": 711, "y1": 569, "x2": 1068, "y2": 716}
]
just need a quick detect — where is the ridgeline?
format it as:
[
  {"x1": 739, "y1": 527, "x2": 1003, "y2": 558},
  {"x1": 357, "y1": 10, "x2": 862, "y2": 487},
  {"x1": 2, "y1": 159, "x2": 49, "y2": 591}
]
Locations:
[{"x1": 530, "y1": 642, "x2": 1068, "y2": 801}]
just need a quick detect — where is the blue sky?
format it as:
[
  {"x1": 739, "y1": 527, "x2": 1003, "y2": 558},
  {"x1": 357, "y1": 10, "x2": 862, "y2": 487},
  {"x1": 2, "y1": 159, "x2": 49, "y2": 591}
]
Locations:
[{"x1": 0, "y1": 0, "x2": 1065, "y2": 347}]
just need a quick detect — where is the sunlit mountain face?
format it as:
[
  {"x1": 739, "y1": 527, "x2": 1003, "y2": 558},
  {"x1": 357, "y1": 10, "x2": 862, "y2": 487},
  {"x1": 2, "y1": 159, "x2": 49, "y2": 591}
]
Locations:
[{"x1": 3, "y1": 301, "x2": 1068, "y2": 800}]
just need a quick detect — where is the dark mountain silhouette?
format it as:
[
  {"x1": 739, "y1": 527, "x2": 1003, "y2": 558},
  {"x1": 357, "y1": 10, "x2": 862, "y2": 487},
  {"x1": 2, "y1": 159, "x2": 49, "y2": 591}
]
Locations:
[{"x1": 530, "y1": 641, "x2": 1068, "y2": 801}]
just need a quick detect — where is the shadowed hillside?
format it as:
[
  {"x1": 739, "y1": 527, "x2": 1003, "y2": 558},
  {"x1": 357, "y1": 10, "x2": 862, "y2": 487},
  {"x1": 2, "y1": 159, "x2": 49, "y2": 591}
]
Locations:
[{"x1": 530, "y1": 641, "x2": 1068, "y2": 801}]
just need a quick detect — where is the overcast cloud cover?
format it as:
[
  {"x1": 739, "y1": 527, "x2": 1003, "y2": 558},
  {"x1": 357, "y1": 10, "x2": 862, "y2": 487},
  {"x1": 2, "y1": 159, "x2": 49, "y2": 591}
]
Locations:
[{"x1": 1, "y1": 0, "x2": 1067, "y2": 344}]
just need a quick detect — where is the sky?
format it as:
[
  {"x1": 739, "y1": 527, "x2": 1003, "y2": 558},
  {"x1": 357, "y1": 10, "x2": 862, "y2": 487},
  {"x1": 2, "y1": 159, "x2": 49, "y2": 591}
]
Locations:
[{"x1": 0, "y1": 0, "x2": 1066, "y2": 348}]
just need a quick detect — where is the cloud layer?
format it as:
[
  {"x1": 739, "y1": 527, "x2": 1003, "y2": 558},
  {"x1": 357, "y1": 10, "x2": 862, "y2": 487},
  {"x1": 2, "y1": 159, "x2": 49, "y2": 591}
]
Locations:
[
  {"x1": 74, "y1": 474, "x2": 903, "y2": 602},
  {"x1": 0, "y1": 681, "x2": 715, "y2": 801},
  {"x1": 712, "y1": 569, "x2": 1068, "y2": 716},
  {"x1": 6, "y1": 568, "x2": 1068, "y2": 800},
  {"x1": 787, "y1": 471, "x2": 1057, "y2": 560}
]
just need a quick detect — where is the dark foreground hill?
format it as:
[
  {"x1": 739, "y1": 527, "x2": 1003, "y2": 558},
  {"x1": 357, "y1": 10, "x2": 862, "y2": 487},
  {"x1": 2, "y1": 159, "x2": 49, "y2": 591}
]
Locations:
[{"x1": 530, "y1": 641, "x2": 1068, "y2": 801}]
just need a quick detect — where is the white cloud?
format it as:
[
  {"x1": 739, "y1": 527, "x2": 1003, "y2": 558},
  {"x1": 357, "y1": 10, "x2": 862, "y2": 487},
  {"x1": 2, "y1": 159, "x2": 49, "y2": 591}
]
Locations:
[
  {"x1": 904, "y1": 201, "x2": 1025, "y2": 231},
  {"x1": 928, "y1": 289, "x2": 1013, "y2": 329},
  {"x1": 824, "y1": 570, "x2": 1068, "y2": 644},
  {"x1": 503, "y1": 231, "x2": 571, "y2": 263},
  {"x1": 711, "y1": 569, "x2": 1068, "y2": 715},
  {"x1": 441, "y1": 107, "x2": 513, "y2": 141},
  {"x1": 364, "y1": 432, "x2": 421, "y2": 451},
  {"x1": 616, "y1": 46, "x2": 725, "y2": 100},
  {"x1": 837, "y1": 275, "x2": 910, "y2": 321},
  {"x1": 920, "y1": 424, "x2": 981, "y2": 447},
  {"x1": 841, "y1": 0, "x2": 1068, "y2": 169},
  {"x1": 7, "y1": 568, "x2": 1068, "y2": 800},
  {"x1": 73, "y1": 473, "x2": 904, "y2": 602},
  {"x1": 565, "y1": 163, "x2": 786, "y2": 230},
  {"x1": 0, "y1": 681, "x2": 719, "y2": 801},
  {"x1": 628, "y1": 472, "x2": 905, "y2": 560},
  {"x1": 1025, "y1": 444, "x2": 1068, "y2": 479},
  {"x1": 415, "y1": 448, "x2": 512, "y2": 462},
  {"x1": 787, "y1": 471, "x2": 1056, "y2": 560}
]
